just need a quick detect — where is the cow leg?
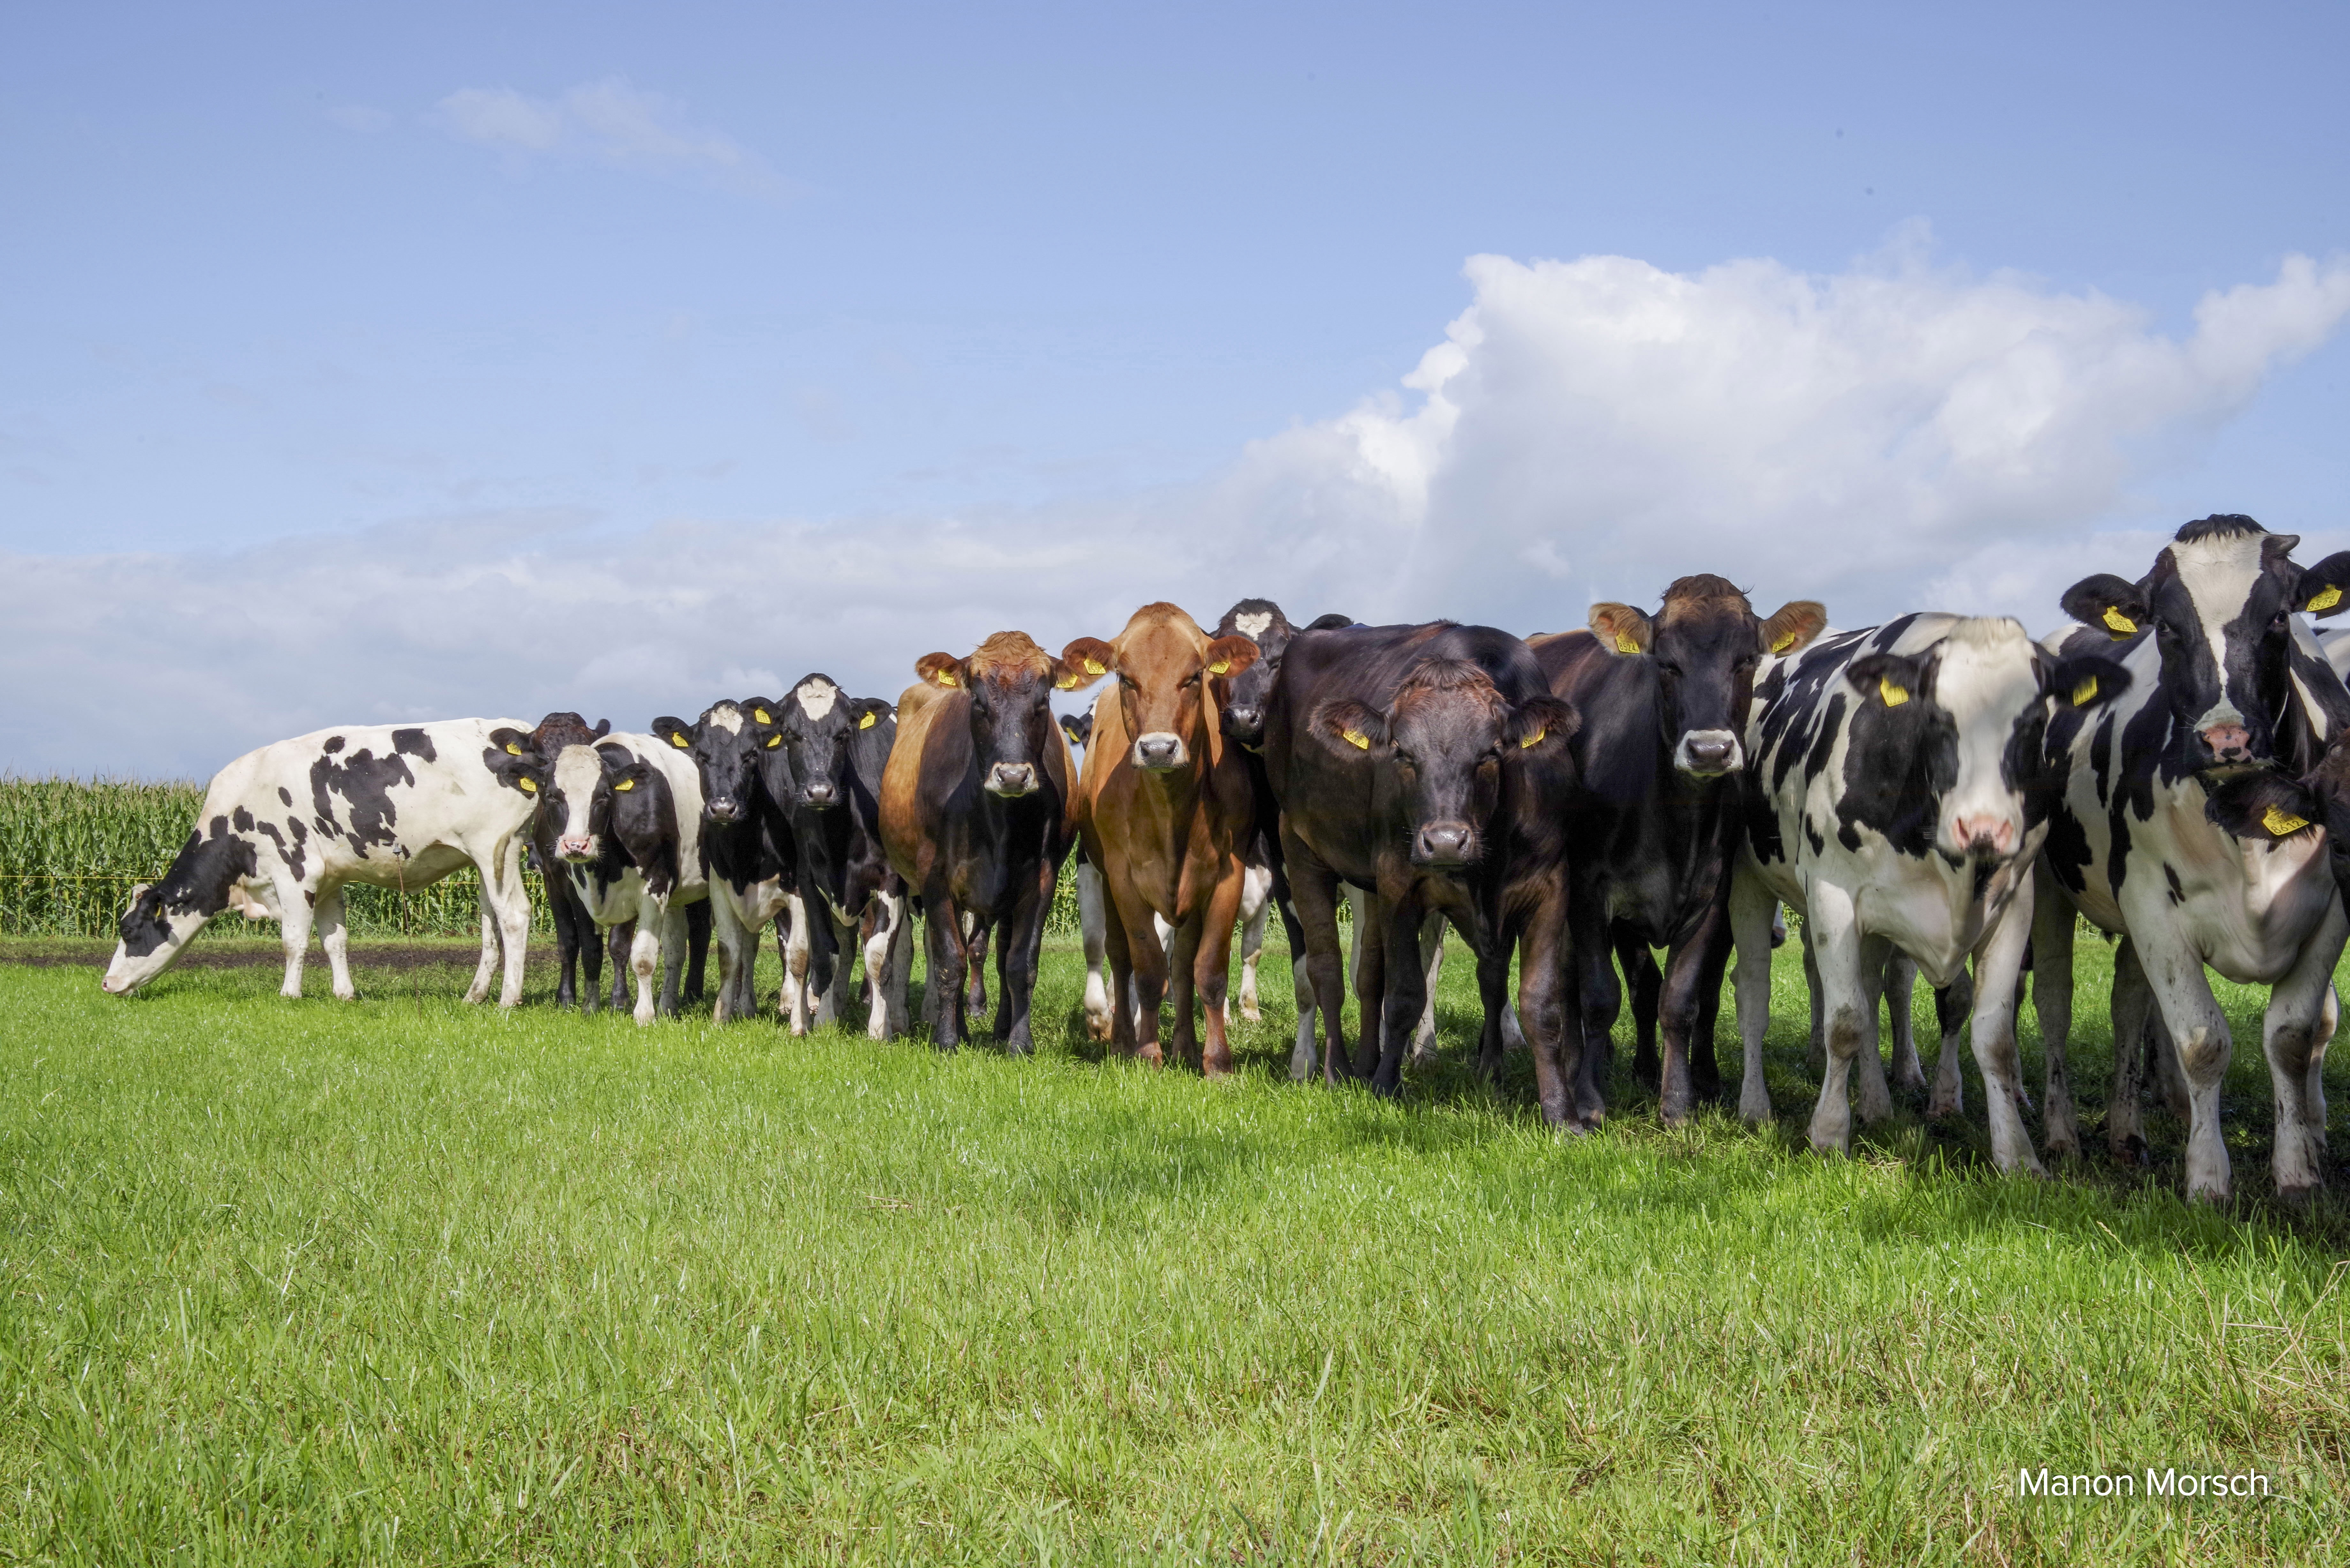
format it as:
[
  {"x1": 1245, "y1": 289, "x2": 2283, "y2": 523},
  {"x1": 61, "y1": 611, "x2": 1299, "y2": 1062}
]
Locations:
[
  {"x1": 1237, "y1": 862, "x2": 1272, "y2": 1024},
  {"x1": 681, "y1": 899, "x2": 710, "y2": 1006},
  {"x1": 1567, "y1": 893, "x2": 1621, "y2": 1115},
  {"x1": 887, "y1": 897, "x2": 916, "y2": 1036},
  {"x1": 313, "y1": 884, "x2": 356, "y2": 1000},
  {"x1": 1686, "y1": 899, "x2": 1734, "y2": 1101},
  {"x1": 1729, "y1": 866, "x2": 1780, "y2": 1124},
  {"x1": 608, "y1": 921, "x2": 636, "y2": 1013},
  {"x1": 569, "y1": 880, "x2": 603, "y2": 1016},
  {"x1": 1801, "y1": 917, "x2": 1826, "y2": 1079},
  {"x1": 1472, "y1": 938, "x2": 1512, "y2": 1081},
  {"x1": 625, "y1": 919, "x2": 661, "y2": 1027},
  {"x1": 995, "y1": 859, "x2": 1056, "y2": 1057},
  {"x1": 1076, "y1": 860, "x2": 1115, "y2": 1041},
  {"x1": 1350, "y1": 891, "x2": 1392, "y2": 1083},
  {"x1": 1967, "y1": 883, "x2": 2045, "y2": 1176},
  {"x1": 2028, "y1": 867, "x2": 2081, "y2": 1155},
  {"x1": 1284, "y1": 889, "x2": 1318, "y2": 1082},
  {"x1": 820, "y1": 906, "x2": 857, "y2": 1029},
  {"x1": 783, "y1": 894, "x2": 816, "y2": 1035},
  {"x1": 656, "y1": 901, "x2": 692, "y2": 1019},
  {"x1": 1116, "y1": 888, "x2": 1171, "y2": 1067},
  {"x1": 1281, "y1": 824, "x2": 1354, "y2": 1084},
  {"x1": 2259, "y1": 898, "x2": 2345, "y2": 1201},
  {"x1": 1369, "y1": 894, "x2": 1427, "y2": 1097},
  {"x1": 2120, "y1": 903, "x2": 2237, "y2": 1203},
  {"x1": 480, "y1": 841, "x2": 532, "y2": 1010},
  {"x1": 277, "y1": 880, "x2": 318, "y2": 999},
  {"x1": 1804, "y1": 887, "x2": 1873, "y2": 1155},
  {"x1": 1656, "y1": 893, "x2": 1732, "y2": 1127},
  {"x1": 964, "y1": 916, "x2": 991, "y2": 1018},
  {"x1": 2104, "y1": 938, "x2": 2158, "y2": 1164},
  {"x1": 708, "y1": 894, "x2": 747, "y2": 1025},
  {"x1": 1883, "y1": 953, "x2": 1923, "y2": 1092},
  {"x1": 1405, "y1": 911, "x2": 1445, "y2": 1066},
  {"x1": 1852, "y1": 933, "x2": 1896, "y2": 1125},
  {"x1": 862, "y1": 892, "x2": 901, "y2": 1040},
  {"x1": 1927, "y1": 976, "x2": 1970, "y2": 1119},
  {"x1": 1618, "y1": 929, "x2": 1661, "y2": 1084},
  {"x1": 1516, "y1": 893, "x2": 1579, "y2": 1130},
  {"x1": 923, "y1": 891, "x2": 971, "y2": 1051},
  {"x1": 1194, "y1": 867, "x2": 1248, "y2": 1077}
]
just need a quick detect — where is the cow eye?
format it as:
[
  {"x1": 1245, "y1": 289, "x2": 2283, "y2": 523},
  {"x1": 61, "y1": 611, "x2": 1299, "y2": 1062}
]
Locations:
[{"x1": 1181, "y1": 673, "x2": 1201, "y2": 689}]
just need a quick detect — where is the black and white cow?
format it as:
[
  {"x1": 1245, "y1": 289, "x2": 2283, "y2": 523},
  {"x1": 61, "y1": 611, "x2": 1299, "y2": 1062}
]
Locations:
[
  {"x1": 755, "y1": 674, "x2": 912, "y2": 1039},
  {"x1": 102, "y1": 719, "x2": 540, "y2": 1005},
  {"x1": 526, "y1": 731, "x2": 712, "y2": 1025},
  {"x1": 1729, "y1": 616, "x2": 2130, "y2": 1172},
  {"x1": 651, "y1": 700, "x2": 797, "y2": 1025},
  {"x1": 2034, "y1": 516, "x2": 2350, "y2": 1201}
]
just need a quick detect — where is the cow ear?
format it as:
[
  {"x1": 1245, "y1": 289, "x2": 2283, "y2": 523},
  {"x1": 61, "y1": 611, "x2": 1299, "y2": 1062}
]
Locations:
[
  {"x1": 2205, "y1": 770, "x2": 2325, "y2": 843},
  {"x1": 2044, "y1": 654, "x2": 2133, "y2": 711},
  {"x1": 915, "y1": 652, "x2": 967, "y2": 689},
  {"x1": 591, "y1": 718, "x2": 611, "y2": 738},
  {"x1": 1058, "y1": 713, "x2": 1092, "y2": 749},
  {"x1": 1310, "y1": 698, "x2": 1388, "y2": 756},
  {"x1": 2059, "y1": 573, "x2": 2151, "y2": 640},
  {"x1": 651, "y1": 716, "x2": 695, "y2": 751},
  {"x1": 1056, "y1": 637, "x2": 1116, "y2": 690},
  {"x1": 1589, "y1": 602, "x2": 1654, "y2": 656},
  {"x1": 488, "y1": 726, "x2": 537, "y2": 760},
  {"x1": 1202, "y1": 636, "x2": 1259, "y2": 680},
  {"x1": 2294, "y1": 551, "x2": 2350, "y2": 617},
  {"x1": 1847, "y1": 652, "x2": 1927, "y2": 709},
  {"x1": 1508, "y1": 696, "x2": 1581, "y2": 753},
  {"x1": 482, "y1": 733, "x2": 545, "y2": 794},
  {"x1": 1759, "y1": 601, "x2": 1828, "y2": 657},
  {"x1": 851, "y1": 697, "x2": 891, "y2": 732}
]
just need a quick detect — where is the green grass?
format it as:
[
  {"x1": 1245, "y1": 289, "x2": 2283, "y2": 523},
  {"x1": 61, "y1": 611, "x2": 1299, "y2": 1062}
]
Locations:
[{"x1": 2, "y1": 933, "x2": 2346, "y2": 1564}]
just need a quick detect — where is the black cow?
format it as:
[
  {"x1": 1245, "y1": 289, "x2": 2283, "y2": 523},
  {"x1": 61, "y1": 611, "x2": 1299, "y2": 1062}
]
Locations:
[
  {"x1": 651, "y1": 700, "x2": 798, "y2": 1023},
  {"x1": 1531, "y1": 576, "x2": 1826, "y2": 1124},
  {"x1": 1262, "y1": 621, "x2": 1582, "y2": 1118}
]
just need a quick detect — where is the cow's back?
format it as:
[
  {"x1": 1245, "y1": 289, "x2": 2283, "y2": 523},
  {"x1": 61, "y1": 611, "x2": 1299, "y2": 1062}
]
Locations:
[{"x1": 231, "y1": 718, "x2": 534, "y2": 874}]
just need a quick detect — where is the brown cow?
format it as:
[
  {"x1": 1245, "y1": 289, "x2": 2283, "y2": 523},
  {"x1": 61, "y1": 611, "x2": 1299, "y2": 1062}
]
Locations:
[
  {"x1": 880, "y1": 631, "x2": 1098, "y2": 1052},
  {"x1": 1068, "y1": 603, "x2": 1263, "y2": 1073}
]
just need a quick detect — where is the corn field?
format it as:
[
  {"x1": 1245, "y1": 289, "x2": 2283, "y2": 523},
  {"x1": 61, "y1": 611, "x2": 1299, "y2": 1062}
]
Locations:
[{"x1": 0, "y1": 777, "x2": 1091, "y2": 940}]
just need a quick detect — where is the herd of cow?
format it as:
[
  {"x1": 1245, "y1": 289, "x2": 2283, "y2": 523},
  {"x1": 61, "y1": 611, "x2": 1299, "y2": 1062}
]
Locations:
[{"x1": 96, "y1": 515, "x2": 2350, "y2": 1202}]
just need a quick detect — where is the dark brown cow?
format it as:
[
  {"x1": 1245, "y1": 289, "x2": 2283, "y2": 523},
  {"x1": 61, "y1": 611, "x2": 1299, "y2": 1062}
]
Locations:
[
  {"x1": 880, "y1": 631, "x2": 1095, "y2": 1052},
  {"x1": 1068, "y1": 603, "x2": 1262, "y2": 1073}
]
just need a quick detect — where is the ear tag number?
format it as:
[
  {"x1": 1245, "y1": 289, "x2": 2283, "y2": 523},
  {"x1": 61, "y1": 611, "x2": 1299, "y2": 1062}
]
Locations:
[
  {"x1": 1520, "y1": 727, "x2": 1545, "y2": 749},
  {"x1": 1083, "y1": 659, "x2": 1106, "y2": 675},
  {"x1": 2102, "y1": 607, "x2": 2137, "y2": 636},
  {"x1": 505, "y1": 743, "x2": 522, "y2": 755},
  {"x1": 518, "y1": 777, "x2": 536, "y2": 793},
  {"x1": 2308, "y1": 585, "x2": 2342, "y2": 613},
  {"x1": 1343, "y1": 729, "x2": 1370, "y2": 750},
  {"x1": 1615, "y1": 634, "x2": 1641, "y2": 655},
  {"x1": 859, "y1": 711, "x2": 876, "y2": 730},
  {"x1": 1770, "y1": 632, "x2": 1795, "y2": 654},
  {"x1": 1208, "y1": 659, "x2": 1231, "y2": 675},
  {"x1": 2071, "y1": 675, "x2": 2098, "y2": 706},
  {"x1": 670, "y1": 733, "x2": 690, "y2": 748},
  {"x1": 614, "y1": 779, "x2": 635, "y2": 793},
  {"x1": 2263, "y1": 803, "x2": 2310, "y2": 836},
  {"x1": 1879, "y1": 678, "x2": 1910, "y2": 707}
]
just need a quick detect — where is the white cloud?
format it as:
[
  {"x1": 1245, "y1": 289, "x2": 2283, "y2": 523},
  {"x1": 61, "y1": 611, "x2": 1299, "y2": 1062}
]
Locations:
[
  {"x1": 430, "y1": 78, "x2": 784, "y2": 197},
  {"x1": 10, "y1": 238, "x2": 2349, "y2": 775}
]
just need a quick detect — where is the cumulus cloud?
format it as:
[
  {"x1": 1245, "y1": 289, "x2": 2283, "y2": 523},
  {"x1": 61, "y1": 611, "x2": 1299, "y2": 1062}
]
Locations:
[
  {"x1": 430, "y1": 78, "x2": 785, "y2": 197},
  {"x1": 11, "y1": 238, "x2": 2349, "y2": 774}
]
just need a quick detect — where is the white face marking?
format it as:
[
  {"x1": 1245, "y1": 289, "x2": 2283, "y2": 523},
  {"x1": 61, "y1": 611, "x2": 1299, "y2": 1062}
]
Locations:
[
  {"x1": 1931, "y1": 622, "x2": 2041, "y2": 855},
  {"x1": 553, "y1": 746, "x2": 608, "y2": 841},
  {"x1": 797, "y1": 679, "x2": 839, "y2": 720},
  {"x1": 2171, "y1": 534, "x2": 2267, "y2": 728},
  {"x1": 1233, "y1": 612, "x2": 1272, "y2": 639},
  {"x1": 707, "y1": 705, "x2": 743, "y2": 735}
]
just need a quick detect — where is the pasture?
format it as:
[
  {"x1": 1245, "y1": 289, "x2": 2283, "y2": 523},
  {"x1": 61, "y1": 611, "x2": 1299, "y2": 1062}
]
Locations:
[{"x1": 3, "y1": 927, "x2": 2345, "y2": 1564}]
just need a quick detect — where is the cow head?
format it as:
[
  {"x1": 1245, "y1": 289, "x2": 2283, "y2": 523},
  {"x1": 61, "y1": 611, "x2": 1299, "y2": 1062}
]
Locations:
[
  {"x1": 1077, "y1": 602, "x2": 1259, "y2": 774},
  {"x1": 546, "y1": 741, "x2": 657, "y2": 862},
  {"x1": 2204, "y1": 729, "x2": 2350, "y2": 898},
  {"x1": 1843, "y1": 619, "x2": 2131, "y2": 862},
  {"x1": 2060, "y1": 516, "x2": 2350, "y2": 774},
  {"x1": 1058, "y1": 712, "x2": 1093, "y2": 754},
  {"x1": 1590, "y1": 576, "x2": 1827, "y2": 778},
  {"x1": 763, "y1": 674, "x2": 891, "y2": 810},
  {"x1": 914, "y1": 631, "x2": 1095, "y2": 799},
  {"x1": 102, "y1": 817, "x2": 261, "y2": 995},
  {"x1": 652, "y1": 702, "x2": 766, "y2": 826},
  {"x1": 1311, "y1": 660, "x2": 1577, "y2": 867},
  {"x1": 1212, "y1": 598, "x2": 1300, "y2": 747}
]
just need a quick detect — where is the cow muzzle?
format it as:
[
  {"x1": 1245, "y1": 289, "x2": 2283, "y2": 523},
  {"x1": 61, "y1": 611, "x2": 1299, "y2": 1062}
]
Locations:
[
  {"x1": 1944, "y1": 813, "x2": 2018, "y2": 861},
  {"x1": 706, "y1": 798, "x2": 743, "y2": 825},
  {"x1": 800, "y1": 780, "x2": 838, "y2": 809},
  {"x1": 557, "y1": 834, "x2": 599, "y2": 861},
  {"x1": 1673, "y1": 729, "x2": 1744, "y2": 777},
  {"x1": 2198, "y1": 722, "x2": 2257, "y2": 768},
  {"x1": 984, "y1": 762, "x2": 1039, "y2": 798},
  {"x1": 1130, "y1": 733, "x2": 1189, "y2": 773},
  {"x1": 1221, "y1": 706, "x2": 1264, "y2": 743},
  {"x1": 1414, "y1": 821, "x2": 1478, "y2": 867}
]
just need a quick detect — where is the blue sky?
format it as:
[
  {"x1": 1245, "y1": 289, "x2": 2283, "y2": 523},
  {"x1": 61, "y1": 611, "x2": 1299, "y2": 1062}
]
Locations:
[{"x1": 5, "y1": 1, "x2": 2347, "y2": 772}]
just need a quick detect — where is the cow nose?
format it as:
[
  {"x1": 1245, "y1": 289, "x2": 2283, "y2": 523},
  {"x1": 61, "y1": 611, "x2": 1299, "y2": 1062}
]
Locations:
[
  {"x1": 707, "y1": 798, "x2": 741, "y2": 824},
  {"x1": 1133, "y1": 733, "x2": 1187, "y2": 771},
  {"x1": 558, "y1": 835, "x2": 593, "y2": 860},
  {"x1": 1678, "y1": 732, "x2": 1741, "y2": 776},
  {"x1": 2201, "y1": 723, "x2": 2253, "y2": 763},
  {"x1": 1223, "y1": 705, "x2": 1262, "y2": 737},
  {"x1": 985, "y1": 762, "x2": 1038, "y2": 797},
  {"x1": 1415, "y1": 822, "x2": 1474, "y2": 865},
  {"x1": 1950, "y1": 814, "x2": 2015, "y2": 858},
  {"x1": 801, "y1": 780, "x2": 837, "y2": 808}
]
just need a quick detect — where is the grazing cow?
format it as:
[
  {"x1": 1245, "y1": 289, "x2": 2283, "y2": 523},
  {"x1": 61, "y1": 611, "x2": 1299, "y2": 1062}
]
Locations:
[
  {"x1": 102, "y1": 720, "x2": 539, "y2": 1005},
  {"x1": 1729, "y1": 616, "x2": 2131, "y2": 1173},
  {"x1": 1262, "y1": 621, "x2": 1581, "y2": 1114},
  {"x1": 1532, "y1": 576, "x2": 1826, "y2": 1124},
  {"x1": 756, "y1": 675, "x2": 913, "y2": 1039},
  {"x1": 881, "y1": 631, "x2": 1092, "y2": 1052},
  {"x1": 527, "y1": 731, "x2": 713, "y2": 1025},
  {"x1": 651, "y1": 701, "x2": 797, "y2": 1024},
  {"x1": 2033, "y1": 516, "x2": 2350, "y2": 1201},
  {"x1": 1068, "y1": 604, "x2": 1262, "y2": 1072}
]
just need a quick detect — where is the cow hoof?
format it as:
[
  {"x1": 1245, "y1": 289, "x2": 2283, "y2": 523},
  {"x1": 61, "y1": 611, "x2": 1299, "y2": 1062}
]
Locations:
[{"x1": 1738, "y1": 1088, "x2": 1773, "y2": 1126}]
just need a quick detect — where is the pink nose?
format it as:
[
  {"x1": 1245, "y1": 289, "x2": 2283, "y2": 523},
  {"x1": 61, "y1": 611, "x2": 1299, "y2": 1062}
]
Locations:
[
  {"x1": 1951, "y1": 815, "x2": 2015, "y2": 856},
  {"x1": 2201, "y1": 723, "x2": 2252, "y2": 761},
  {"x1": 558, "y1": 836, "x2": 592, "y2": 859}
]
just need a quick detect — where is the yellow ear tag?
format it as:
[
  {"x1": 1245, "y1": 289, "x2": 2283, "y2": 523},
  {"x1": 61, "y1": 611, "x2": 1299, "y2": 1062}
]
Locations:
[
  {"x1": 1770, "y1": 632, "x2": 1795, "y2": 654},
  {"x1": 1056, "y1": 674, "x2": 1080, "y2": 690},
  {"x1": 2071, "y1": 675, "x2": 2098, "y2": 706},
  {"x1": 936, "y1": 671, "x2": 959, "y2": 687},
  {"x1": 614, "y1": 779, "x2": 635, "y2": 793},
  {"x1": 517, "y1": 777, "x2": 536, "y2": 793},
  {"x1": 2102, "y1": 607, "x2": 2137, "y2": 635},
  {"x1": 753, "y1": 708, "x2": 771, "y2": 723},
  {"x1": 2309, "y1": 585, "x2": 2342, "y2": 613},
  {"x1": 859, "y1": 711, "x2": 876, "y2": 730},
  {"x1": 1083, "y1": 658, "x2": 1106, "y2": 675},
  {"x1": 1343, "y1": 729, "x2": 1370, "y2": 750},
  {"x1": 505, "y1": 742, "x2": 522, "y2": 755},
  {"x1": 670, "y1": 733, "x2": 690, "y2": 748},
  {"x1": 2262, "y1": 803, "x2": 2310, "y2": 836},
  {"x1": 1520, "y1": 727, "x2": 1545, "y2": 749},
  {"x1": 1208, "y1": 659, "x2": 1230, "y2": 675},
  {"x1": 1879, "y1": 678, "x2": 1910, "y2": 707},
  {"x1": 1615, "y1": 634, "x2": 1641, "y2": 655},
  {"x1": 765, "y1": 734, "x2": 780, "y2": 748}
]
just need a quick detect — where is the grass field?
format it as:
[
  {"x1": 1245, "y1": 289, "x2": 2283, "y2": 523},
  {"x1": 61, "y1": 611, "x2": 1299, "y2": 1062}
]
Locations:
[{"x1": 3, "y1": 931, "x2": 2346, "y2": 1564}]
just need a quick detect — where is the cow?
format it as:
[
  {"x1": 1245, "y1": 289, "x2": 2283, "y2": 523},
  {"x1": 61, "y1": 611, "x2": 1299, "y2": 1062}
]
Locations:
[
  {"x1": 880, "y1": 631, "x2": 1093, "y2": 1053},
  {"x1": 1068, "y1": 604, "x2": 1261, "y2": 1072},
  {"x1": 1262, "y1": 620, "x2": 1582, "y2": 1115},
  {"x1": 519, "y1": 712, "x2": 632, "y2": 1013},
  {"x1": 102, "y1": 719, "x2": 540, "y2": 1005},
  {"x1": 522, "y1": 730, "x2": 713, "y2": 1025},
  {"x1": 1531, "y1": 576, "x2": 1827, "y2": 1124},
  {"x1": 650, "y1": 701, "x2": 797, "y2": 1025},
  {"x1": 1728, "y1": 615, "x2": 2131, "y2": 1174},
  {"x1": 756, "y1": 674, "x2": 913, "y2": 1039},
  {"x1": 2032, "y1": 515, "x2": 2350, "y2": 1201}
]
